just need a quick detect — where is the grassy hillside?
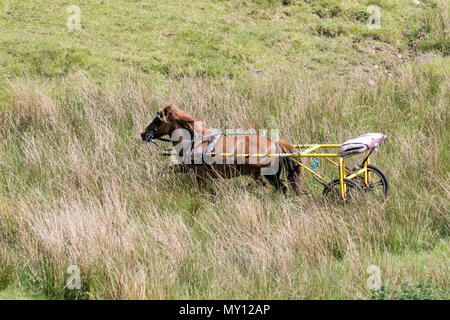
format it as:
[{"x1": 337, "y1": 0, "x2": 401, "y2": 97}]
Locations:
[
  {"x1": 0, "y1": 0, "x2": 449, "y2": 299},
  {"x1": 0, "y1": 0, "x2": 448, "y2": 84}
]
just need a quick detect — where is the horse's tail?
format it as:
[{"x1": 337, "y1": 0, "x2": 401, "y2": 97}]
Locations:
[{"x1": 278, "y1": 140, "x2": 304, "y2": 196}]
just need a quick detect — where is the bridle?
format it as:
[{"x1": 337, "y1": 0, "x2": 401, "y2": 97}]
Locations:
[{"x1": 143, "y1": 111, "x2": 171, "y2": 147}]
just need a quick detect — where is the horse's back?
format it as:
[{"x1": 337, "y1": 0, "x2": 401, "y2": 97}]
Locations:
[{"x1": 211, "y1": 134, "x2": 277, "y2": 167}]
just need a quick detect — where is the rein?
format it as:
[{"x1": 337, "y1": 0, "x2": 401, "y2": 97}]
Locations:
[{"x1": 156, "y1": 137, "x2": 172, "y2": 142}]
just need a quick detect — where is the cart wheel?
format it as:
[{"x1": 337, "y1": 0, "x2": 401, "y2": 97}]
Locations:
[
  {"x1": 323, "y1": 179, "x2": 364, "y2": 203},
  {"x1": 355, "y1": 165, "x2": 389, "y2": 200}
]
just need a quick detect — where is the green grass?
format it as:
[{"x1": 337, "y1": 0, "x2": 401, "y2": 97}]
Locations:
[
  {"x1": 0, "y1": 0, "x2": 449, "y2": 299},
  {"x1": 371, "y1": 240, "x2": 450, "y2": 300},
  {"x1": 0, "y1": 0, "x2": 447, "y2": 85},
  {"x1": 0, "y1": 285, "x2": 44, "y2": 300}
]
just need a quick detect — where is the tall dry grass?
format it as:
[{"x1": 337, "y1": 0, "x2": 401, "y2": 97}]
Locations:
[{"x1": 0, "y1": 59, "x2": 448, "y2": 299}]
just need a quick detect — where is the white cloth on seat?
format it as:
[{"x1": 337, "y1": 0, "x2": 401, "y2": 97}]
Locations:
[{"x1": 339, "y1": 133, "x2": 386, "y2": 156}]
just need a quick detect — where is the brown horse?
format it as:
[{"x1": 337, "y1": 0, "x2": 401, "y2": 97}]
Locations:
[{"x1": 141, "y1": 104, "x2": 304, "y2": 195}]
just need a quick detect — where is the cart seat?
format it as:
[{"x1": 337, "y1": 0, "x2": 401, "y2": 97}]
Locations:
[{"x1": 339, "y1": 133, "x2": 386, "y2": 156}]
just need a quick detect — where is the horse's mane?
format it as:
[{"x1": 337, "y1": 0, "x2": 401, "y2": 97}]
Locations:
[{"x1": 162, "y1": 104, "x2": 205, "y2": 134}]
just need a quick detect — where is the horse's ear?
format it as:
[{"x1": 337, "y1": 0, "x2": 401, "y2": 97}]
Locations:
[{"x1": 164, "y1": 109, "x2": 173, "y2": 120}]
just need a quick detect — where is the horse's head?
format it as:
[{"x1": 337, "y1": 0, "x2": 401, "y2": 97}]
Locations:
[
  {"x1": 141, "y1": 105, "x2": 174, "y2": 143},
  {"x1": 141, "y1": 104, "x2": 201, "y2": 145}
]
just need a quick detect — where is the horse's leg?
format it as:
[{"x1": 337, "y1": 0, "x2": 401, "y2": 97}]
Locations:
[
  {"x1": 255, "y1": 175, "x2": 269, "y2": 187},
  {"x1": 165, "y1": 164, "x2": 191, "y2": 174},
  {"x1": 157, "y1": 164, "x2": 183, "y2": 184},
  {"x1": 194, "y1": 174, "x2": 209, "y2": 189},
  {"x1": 264, "y1": 173, "x2": 288, "y2": 194},
  {"x1": 187, "y1": 165, "x2": 219, "y2": 197},
  {"x1": 164, "y1": 164, "x2": 210, "y2": 190},
  {"x1": 288, "y1": 167, "x2": 308, "y2": 196},
  {"x1": 185, "y1": 165, "x2": 207, "y2": 188},
  {"x1": 244, "y1": 173, "x2": 269, "y2": 190}
]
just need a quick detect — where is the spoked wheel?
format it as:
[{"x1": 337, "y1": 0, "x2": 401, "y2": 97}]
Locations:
[
  {"x1": 354, "y1": 165, "x2": 389, "y2": 200},
  {"x1": 323, "y1": 179, "x2": 364, "y2": 203}
]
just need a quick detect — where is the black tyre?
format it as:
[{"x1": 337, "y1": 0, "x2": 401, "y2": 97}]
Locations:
[
  {"x1": 355, "y1": 164, "x2": 389, "y2": 200},
  {"x1": 323, "y1": 178, "x2": 365, "y2": 203}
]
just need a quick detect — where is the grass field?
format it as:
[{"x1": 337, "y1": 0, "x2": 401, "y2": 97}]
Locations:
[{"x1": 0, "y1": 0, "x2": 449, "y2": 299}]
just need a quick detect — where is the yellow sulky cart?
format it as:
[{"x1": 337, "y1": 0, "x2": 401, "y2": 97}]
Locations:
[
  {"x1": 291, "y1": 132, "x2": 389, "y2": 202},
  {"x1": 206, "y1": 133, "x2": 389, "y2": 202}
]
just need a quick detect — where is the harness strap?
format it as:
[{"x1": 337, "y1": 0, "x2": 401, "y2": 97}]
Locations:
[
  {"x1": 189, "y1": 130, "x2": 222, "y2": 164},
  {"x1": 190, "y1": 130, "x2": 222, "y2": 153},
  {"x1": 157, "y1": 137, "x2": 172, "y2": 142}
]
